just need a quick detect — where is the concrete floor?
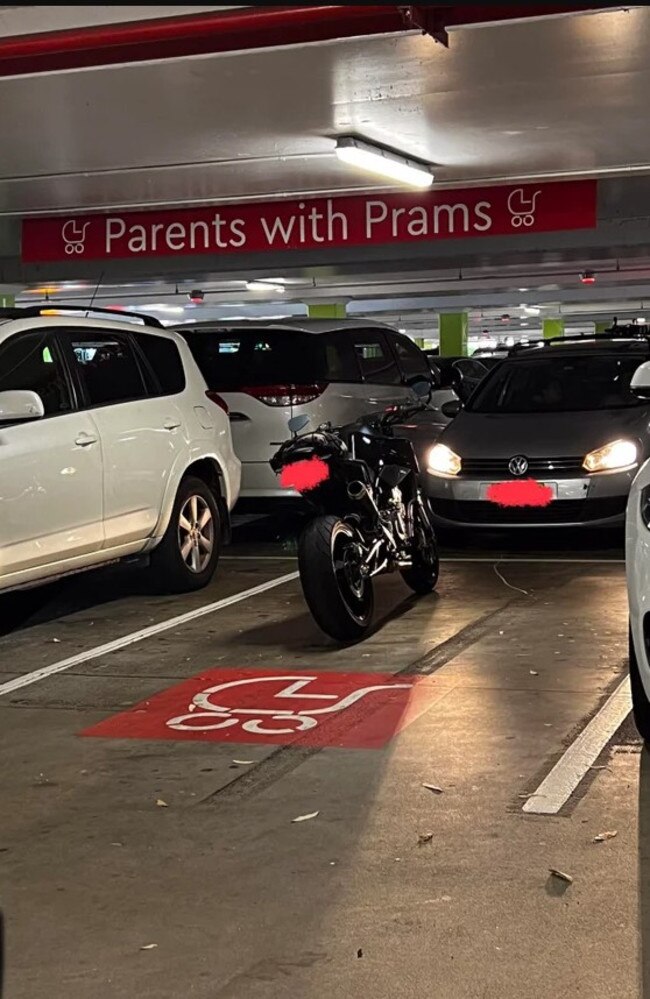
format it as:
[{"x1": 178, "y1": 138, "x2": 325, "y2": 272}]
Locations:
[{"x1": 0, "y1": 523, "x2": 644, "y2": 998}]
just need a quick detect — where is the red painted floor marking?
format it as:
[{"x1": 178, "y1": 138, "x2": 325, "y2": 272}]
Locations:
[{"x1": 80, "y1": 669, "x2": 444, "y2": 749}]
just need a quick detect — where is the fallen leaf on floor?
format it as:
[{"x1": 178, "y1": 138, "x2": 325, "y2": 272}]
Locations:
[
  {"x1": 418, "y1": 832, "x2": 434, "y2": 846},
  {"x1": 422, "y1": 783, "x2": 444, "y2": 794},
  {"x1": 529, "y1": 670, "x2": 539, "y2": 676},
  {"x1": 111, "y1": 842, "x2": 123, "y2": 847},
  {"x1": 232, "y1": 760, "x2": 255, "y2": 765},
  {"x1": 51, "y1": 638, "x2": 61, "y2": 644},
  {"x1": 549, "y1": 868, "x2": 573, "y2": 884},
  {"x1": 155, "y1": 799, "x2": 168, "y2": 808},
  {"x1": 292, "y1": 811, "x2": 319, "y2": 823},
  {"x1": 544, "y1": 723, "x2": 553, "y2": 727},
  {"x1": 357, "y1": 949, "x2": 363, "y2": 959},
  {"x1": 593, "y1": 830, "x2": 618, "y2": 843},
  {"x1": 140, "y1": 944, "x2": 158, "y2": 951},
  {"x1": 588, "y1": 765, "x2": 609, "y2": 771}
]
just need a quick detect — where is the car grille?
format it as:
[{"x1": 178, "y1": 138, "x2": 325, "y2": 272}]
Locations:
[
  {"x1": 461, "y1": 456, "x2": 584, "y2": 477},
  {"x1": 431, "y1": 497, "x2": 627, "y2": 525}
]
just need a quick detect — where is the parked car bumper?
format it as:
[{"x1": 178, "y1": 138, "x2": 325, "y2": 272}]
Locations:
[{"x1": 425, "y1": 468, "x2": 635, "y2": 528}]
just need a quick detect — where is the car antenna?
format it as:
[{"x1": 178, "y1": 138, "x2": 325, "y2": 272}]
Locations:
[{"x1": 85, "y1": 270, "x2": 105, "y2": 318}]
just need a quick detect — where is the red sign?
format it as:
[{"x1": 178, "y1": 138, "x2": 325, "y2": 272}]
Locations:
[
  {"x1": 80, "y1": 668, "x2": 444, "y2": 749},
  {"x1": 22, "y1": 180, "x2": 596, "y2": 263}
]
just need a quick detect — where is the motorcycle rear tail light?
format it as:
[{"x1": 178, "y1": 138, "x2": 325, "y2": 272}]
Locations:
[
  {"x1": 205, "y1": 390, "x2": 229, "y2": 415},
  {"x1": 242, "y1": 383, "x2": 326, "y2": 406}
]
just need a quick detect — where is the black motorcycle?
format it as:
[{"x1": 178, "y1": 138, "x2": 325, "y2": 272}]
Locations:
[{"x1": 270, "y1": 389, "x2": 439, "y2": 641}]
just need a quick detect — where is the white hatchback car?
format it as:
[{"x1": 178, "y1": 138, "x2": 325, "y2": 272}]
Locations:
[
  {"x1": 178, "y1": 319, "x2": 434, "y2": 502},
  {"x1": 0, "y1": 307, "x2": 240, "y2": 595}
]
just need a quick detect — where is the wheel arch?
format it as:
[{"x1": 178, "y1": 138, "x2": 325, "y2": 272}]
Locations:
[{"x1": 154, "y1": 455, "x2": 231, "y2": 546}]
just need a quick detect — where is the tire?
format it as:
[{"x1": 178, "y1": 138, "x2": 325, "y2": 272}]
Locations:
[
  {"x1": 150, "y1": 476, "x2": 221, "y2": 593},
  {"x1": 629, "y1": 624, "x2": 650, "y2": 743},
  {"x1": 298, "y1": 515, "x2": 373, "y2": 642},
  {"x1": 400, "y1": 505, "x2": 440, "y2": 595}
]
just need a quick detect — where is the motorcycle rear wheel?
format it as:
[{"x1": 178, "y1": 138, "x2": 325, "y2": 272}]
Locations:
[{"x1": 298, "y1": 515, "x2": 374, "y2": 642}]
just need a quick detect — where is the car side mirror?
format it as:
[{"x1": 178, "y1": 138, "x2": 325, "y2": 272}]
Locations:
[
  {"x1": 0, "y1": 389, "x2": 44, "y2": 422},
  {"x1": 288, "y1": 414, "x2": 309, "y2": 435},
  {"x1": 631, "y1": 361, "x2": 650, "y2": 399},
  {"x1": 441, "y1": 399, "x2": 461, "y2": 419}
]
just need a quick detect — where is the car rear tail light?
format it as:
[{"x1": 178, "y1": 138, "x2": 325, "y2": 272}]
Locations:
[
  {"x1": 241, "y1": 383, "x2": 326, "y2": 406},
  {"x1": 205, "y1": 390, "x2": 229, "y2": 415}
]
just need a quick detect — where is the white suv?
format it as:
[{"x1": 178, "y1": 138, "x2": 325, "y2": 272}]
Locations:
[
  {"x1": 178, "y1": 319, "x2": 434, "y2": 501},
  {"x1": 0, "y1": 308, "x2": 240, "y2": 595}
]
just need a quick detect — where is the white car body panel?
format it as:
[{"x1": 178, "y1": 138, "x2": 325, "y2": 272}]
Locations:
[{"x1": 0, "y1": 316, "x2": 240, "y2": 594}]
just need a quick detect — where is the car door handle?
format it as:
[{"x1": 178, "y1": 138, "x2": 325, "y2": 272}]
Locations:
[
  {"x1": 163, "y1": 419, "x2": 181, "y2": 431},
  {"x1": 75, "y1": 433, "x2": 98, "y2": 447}
]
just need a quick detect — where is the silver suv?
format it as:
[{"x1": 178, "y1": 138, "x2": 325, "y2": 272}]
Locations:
[{"x1": 178, "y1": 319, "x2": 434, "y2": 502}]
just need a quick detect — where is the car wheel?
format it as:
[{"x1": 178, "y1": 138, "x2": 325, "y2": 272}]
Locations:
[
  {"x1": 150, "y1": 476, "x2": 221, "y2": 593},
  {"x1": 629, "y1": 624, "x2": 650, "y2": 744}
]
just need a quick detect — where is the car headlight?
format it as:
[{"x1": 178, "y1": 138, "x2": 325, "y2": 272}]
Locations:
[
  {"x1": 582, "y1": 439, "x2": 638, "y2": 473},
  {"x1": 427, "y1": 443, "x2": 462, "y2": 476}
]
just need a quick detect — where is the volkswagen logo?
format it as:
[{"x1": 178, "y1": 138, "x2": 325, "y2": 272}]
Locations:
[{"x1": 508, "y1": 455, "x2": 529, "y2": 476}]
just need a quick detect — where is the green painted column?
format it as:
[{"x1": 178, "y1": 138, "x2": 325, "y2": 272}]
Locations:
[
  {"x1": 439, "y1": 312, "x2": 468, "y2": 356},
  {"x1": 595, "y1": 321, "x2": 609, "y2": 333},
  {"x1": 308, "y1": 302, "x2": 346, "y2": 319},
  {"x1": 542, "y1": 318, "x2": 565, "y2": 340},
  {"x1": 0, "y1": 294, "x2": 14, "y2": 307}
]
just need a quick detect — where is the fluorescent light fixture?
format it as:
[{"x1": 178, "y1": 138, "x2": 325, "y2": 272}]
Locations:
[
  {"x1": 246, "y1": 280, "x2": 285, "y2": 293},
  {"x1": 335, "y1": 136, "x2": 434, "y2": 189},
  {"x1": 638, "y1": 317, "x2": 646, "y2": 323}
]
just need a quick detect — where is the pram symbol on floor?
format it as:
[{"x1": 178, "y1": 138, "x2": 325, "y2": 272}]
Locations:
[
  {"x1": 61, "y1": 219, "x2": 90, "y2": 255},
  {"x1": 507, "y1": 188, "x2": 541, "y2": 228},
  {"x1": 165, "y1": 674, "x2": 413, "y2": 736}
]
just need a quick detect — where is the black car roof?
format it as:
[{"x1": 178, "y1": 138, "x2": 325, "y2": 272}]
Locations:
[{"x1": 509, "y1": 337, "x2": 650, "y2": 360}]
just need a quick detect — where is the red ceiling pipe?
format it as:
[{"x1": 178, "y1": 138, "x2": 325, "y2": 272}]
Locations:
[{"x1": 0, "y1": 4, "x2": 622, "y2": 77}]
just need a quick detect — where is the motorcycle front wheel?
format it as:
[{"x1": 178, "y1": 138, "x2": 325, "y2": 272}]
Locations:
[
  {"x1": 400, "y1": 504, "x2": 440, "y2": 595},
  {"x1": 298, "y1": 515, "x2": 374, "y2": 642}
]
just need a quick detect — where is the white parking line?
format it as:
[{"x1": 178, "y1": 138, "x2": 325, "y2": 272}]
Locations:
[
  {"x1": 0, "y1": 571, "x2": 299, "y2": 697},
  {"x1": 522, "y1": 676, "x2": 632, "y2": 815}
]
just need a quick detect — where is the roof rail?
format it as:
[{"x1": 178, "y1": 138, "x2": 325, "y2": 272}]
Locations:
[
  {"x1": 509, "y1": 331, "x2": 650, "y2": 354},
  {"x1": 0, "y1": 305, "x2": 165, "y2": 329}
]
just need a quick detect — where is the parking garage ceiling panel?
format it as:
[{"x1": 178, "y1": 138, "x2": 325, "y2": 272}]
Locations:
[{"x1": 0, "y1": 6, "x2": 647, "y2": 216}]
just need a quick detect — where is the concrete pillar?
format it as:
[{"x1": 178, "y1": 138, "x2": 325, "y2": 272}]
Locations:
[
  {"x1": 543, "y1": 318, "x2": 565, "y2": 340},
  {"x1": 0, "y1": 294, "x2": 14, "y2": 307},
  {"x1": 439, "y1": 312, "x2": 468, "y2": 356},
  {"x1": 307, "y1": 302, "x2": 346, "y2": 319}
]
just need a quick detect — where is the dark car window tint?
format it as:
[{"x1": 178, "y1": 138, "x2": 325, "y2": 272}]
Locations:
[
  {"x1": 324, "y1": 333, "x2": 361, "y2": 382},
  {"x1": 68, "y1": 331, "x2": 148, "y2": 406},
  {"x1": 353, "y1": 334, "x2": 401, "y2": 385},
  {"x1": 132, "y1": 332, "x2": 186, "y2": 395},
  {"x1": 470, "y1": 354, "x2": 647, "y2": 413},
  {"x1": 0, "y1": 331, "x2": 71, "y2": 415},
  {"x1": 390, "y1": 335, "x2": 429, "y2": 379},
  {"x1": 182, "y1": 330, "x2": 328, "y2": 388}
]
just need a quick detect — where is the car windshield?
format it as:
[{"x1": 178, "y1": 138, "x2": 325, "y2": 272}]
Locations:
[
  {"x1": 468, "y1": 352, "x2": 647, "y2": 413},
  {"x1": 182, "y1": 329, "x2": 328, "y2": 388}
]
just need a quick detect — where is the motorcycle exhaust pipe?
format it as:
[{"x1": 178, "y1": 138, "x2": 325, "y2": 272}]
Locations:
[{"x1": 347, "y1": 480, "x2": 368, "y2": 500}]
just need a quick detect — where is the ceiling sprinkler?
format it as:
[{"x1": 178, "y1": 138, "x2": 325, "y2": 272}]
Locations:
[
  {"x1": 188, "y1": 289, "x2": 205, "y2": 304},
  {"x1": 500, "y1": 313, "x2": 511, "y2": 322},
  {"x1": 580, "y1": 270, "x2": 596, "y2": 284}
]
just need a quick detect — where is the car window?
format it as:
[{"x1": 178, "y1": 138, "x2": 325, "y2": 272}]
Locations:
[
  {"x1": 325, "y1": 333, "x2": 361, "y2": 382},
  {"x1": 353, "y1": 333, "x2": 401, "y2": 385},
  {"x1": 469, "y1": 353, "x2": 647, "y2": 413},
  {"x1": 182, "y1": 329, "x2": 328, "y2": 388},
  {"x1": 389, "y1": 335, "x2": 429, "y2": 380},
  {"x1": 67, "y1": 330, "x2": 148, "y2": 406},
  {"x1": 132, "y1": 332, "x2": 186, "y2": 395},
  {"x1": 0, "y1": 330, "x2": 72, "y2": 416}
]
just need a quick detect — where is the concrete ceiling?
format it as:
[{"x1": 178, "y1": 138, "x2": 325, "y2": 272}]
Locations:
[{"x1": 0, "y1": 6, "x2": 648, "y2": 216}]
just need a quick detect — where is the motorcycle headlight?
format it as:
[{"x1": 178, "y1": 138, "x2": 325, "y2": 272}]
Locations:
[
  {"x1": 427, "y1": 443, "x2": 462, "y2": 477},
  {"x1": 582, "y1": 439, "x2": 638, "y2": 473}
]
